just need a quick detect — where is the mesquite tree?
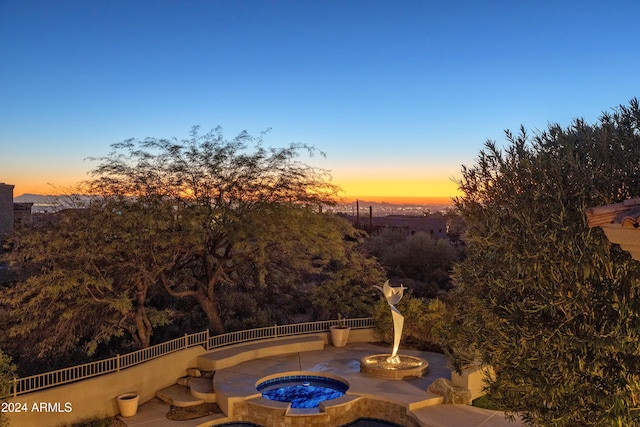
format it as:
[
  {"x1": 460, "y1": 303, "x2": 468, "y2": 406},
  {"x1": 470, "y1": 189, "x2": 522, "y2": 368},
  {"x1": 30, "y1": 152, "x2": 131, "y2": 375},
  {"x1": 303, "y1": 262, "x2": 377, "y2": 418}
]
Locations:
[
  {"x1": 3, "y1": 202, "x2": 175, "y2": 357},
  {"x1": 86, "y1": 126, "x2": 341, "y2": 334},
  {"x1": 444, "y1": 99, "x2": 640, "y2": 426},
  {"x1": 2, "y1": 126, "x2": 348, "y2": 364}
]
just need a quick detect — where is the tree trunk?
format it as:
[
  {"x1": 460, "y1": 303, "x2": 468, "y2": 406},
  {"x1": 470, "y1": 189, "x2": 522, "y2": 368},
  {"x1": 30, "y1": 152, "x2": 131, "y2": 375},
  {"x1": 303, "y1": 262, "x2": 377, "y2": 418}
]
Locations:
[
  {"x1": 134, "y1": 285, "x2": 152, "y2": 348},
  {"x1": 195, "y1": 291, "x2": 225, "y2": 334},
  {"x1": 134, "y1": 307, "x2": 152, "y2": 348}
]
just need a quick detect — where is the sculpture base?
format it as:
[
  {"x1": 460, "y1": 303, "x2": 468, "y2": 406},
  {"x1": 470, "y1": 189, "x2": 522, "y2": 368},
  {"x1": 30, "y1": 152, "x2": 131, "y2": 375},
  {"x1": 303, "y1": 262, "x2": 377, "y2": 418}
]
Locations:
[{"x1": 360, "y1": 354, "x2": 429, "y2": 379}]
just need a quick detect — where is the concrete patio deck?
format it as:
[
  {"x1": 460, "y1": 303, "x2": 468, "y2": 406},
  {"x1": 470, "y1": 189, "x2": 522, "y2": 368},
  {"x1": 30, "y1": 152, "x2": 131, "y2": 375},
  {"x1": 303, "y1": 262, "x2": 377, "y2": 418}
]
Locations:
[{"x1": 120, "y1": 342, "x2": 524, "y2": 427}]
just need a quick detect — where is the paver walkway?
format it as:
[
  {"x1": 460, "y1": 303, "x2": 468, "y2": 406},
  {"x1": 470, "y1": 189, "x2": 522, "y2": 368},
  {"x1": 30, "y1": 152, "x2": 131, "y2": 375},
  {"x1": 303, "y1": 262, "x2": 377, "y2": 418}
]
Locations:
[{"x1": 120, "y1": 342, "x2": 524, "y2": 427}]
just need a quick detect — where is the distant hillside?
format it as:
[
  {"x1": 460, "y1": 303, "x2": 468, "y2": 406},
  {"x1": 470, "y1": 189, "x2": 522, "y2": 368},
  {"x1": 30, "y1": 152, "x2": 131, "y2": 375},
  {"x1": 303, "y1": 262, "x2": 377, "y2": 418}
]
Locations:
[{"x1": 14, "y1": 194, "x2": 55, "y2": 203}]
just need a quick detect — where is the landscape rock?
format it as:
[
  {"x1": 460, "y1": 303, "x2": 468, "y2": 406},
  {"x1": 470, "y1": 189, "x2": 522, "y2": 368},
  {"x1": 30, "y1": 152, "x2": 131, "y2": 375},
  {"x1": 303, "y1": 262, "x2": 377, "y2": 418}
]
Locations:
[
  {"x1": 177, "y1": 376, "x2": 193, "y2": 387},
  {"x1": 427, "y1": 378, "x2": 472, "y2": 405},
  {"x1": 186, "y1": 368, "x2": 202, "y2": 378},
  {"x1": 427, "y1": 378, "x2": 452, "y2": 396},
  {"x1": 446, "y1": 386, "x2": 472, "y2": 404}
]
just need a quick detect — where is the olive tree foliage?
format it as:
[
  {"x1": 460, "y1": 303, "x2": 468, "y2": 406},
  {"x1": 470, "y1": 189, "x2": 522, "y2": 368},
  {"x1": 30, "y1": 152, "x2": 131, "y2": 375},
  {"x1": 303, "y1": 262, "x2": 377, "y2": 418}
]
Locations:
[
  {"x1": 86, "y1": 126, "x2": 341, "y2": 334},
  {"x1": 443, "y1": 99, "x2": 640, "y2": 426},
  {"x1": 2, "y1": 127, "x2": 348, "y2": 366}
]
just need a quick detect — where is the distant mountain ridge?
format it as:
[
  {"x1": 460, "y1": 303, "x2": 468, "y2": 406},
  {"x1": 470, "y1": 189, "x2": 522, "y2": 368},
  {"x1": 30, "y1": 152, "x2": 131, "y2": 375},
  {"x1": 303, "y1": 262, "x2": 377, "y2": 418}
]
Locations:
[
  {"x1": 14, "y1": 194, "x2": 92, "y2": 213},
  {"x1": 14, "y1": 194, "x2": 80, "y2": 203},
  {"x1": 14, "y1": 194, "x2": 55, "y2": 203}
]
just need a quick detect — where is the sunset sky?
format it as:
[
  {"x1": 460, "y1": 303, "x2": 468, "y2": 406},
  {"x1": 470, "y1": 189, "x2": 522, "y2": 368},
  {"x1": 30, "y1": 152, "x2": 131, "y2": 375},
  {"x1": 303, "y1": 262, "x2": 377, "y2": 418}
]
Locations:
[{"x1": 1, "y1": 1, "x2": 639, "y2": 203}]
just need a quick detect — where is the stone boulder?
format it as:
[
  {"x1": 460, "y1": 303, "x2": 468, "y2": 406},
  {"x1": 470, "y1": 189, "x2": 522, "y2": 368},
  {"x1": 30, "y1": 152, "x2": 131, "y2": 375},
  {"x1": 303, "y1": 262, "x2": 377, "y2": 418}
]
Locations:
[
  {"x1": 186, "y1": 368, "x2": 202, "y2": 378},
  {"x1": 177, "y1": 376, "x2": 193, "y2": 387},
  {"x1": 427, "y1": 378, "x2": 472, "y2": 405}
]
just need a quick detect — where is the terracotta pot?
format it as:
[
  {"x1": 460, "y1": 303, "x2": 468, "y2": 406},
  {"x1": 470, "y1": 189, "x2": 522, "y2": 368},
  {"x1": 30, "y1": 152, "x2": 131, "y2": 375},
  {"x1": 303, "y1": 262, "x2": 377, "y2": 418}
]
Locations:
[
  {"x1": 116, "y1": 392, "x2": 139, "y2": 417},
  {"x1": 329, "y1": 325, "x2": 351, "y2": 347}
]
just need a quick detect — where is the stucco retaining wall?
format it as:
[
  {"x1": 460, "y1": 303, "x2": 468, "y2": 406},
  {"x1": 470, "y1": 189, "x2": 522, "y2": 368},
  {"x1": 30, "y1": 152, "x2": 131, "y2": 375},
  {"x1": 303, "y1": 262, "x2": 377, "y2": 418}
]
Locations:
[
  {"x1": 451, "y1": 364, "x2": 494, "y2": 400},
  {"x1": 5, "y1": 346, "x2": 207, "y2": 427},
  {"x1": 4, "y1": 328, "x2": 376, "y2": 427},
  {"x1": 320, "y1": 328, "x2": 375, "y2": 344}
]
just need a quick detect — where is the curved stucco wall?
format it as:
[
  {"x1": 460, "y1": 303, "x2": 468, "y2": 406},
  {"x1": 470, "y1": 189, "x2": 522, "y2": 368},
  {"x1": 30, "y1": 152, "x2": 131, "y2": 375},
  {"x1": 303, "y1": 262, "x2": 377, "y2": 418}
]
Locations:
[
  {"x1": 5, "y1": 346, "x2": 207, "y2": 427},
  {"x1": 4, "y1": 328, "x2": 377, "y2": 427}
]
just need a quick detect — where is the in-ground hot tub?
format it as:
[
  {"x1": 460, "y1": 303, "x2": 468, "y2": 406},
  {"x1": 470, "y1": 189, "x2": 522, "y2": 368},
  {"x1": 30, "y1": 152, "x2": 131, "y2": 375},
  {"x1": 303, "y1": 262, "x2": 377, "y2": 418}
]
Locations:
[
  {"x1": 215, "y1": 418, "x2": 403, "y2": 427},
  {"x1": 256, "y1": 373, "x2": 349, "y2": 408}
]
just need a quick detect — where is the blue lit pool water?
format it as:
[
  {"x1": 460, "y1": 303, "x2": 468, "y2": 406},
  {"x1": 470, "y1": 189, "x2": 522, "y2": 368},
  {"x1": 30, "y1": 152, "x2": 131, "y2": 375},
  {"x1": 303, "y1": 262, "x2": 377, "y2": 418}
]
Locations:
[
  {"x1": 256, "y1": 375, "x2": 349, "y2": 408},
  {"x1": 340, "y1": 418, "x2": 404, "y2": 426},
  {"x1": 216, "y1": 419, "x2": 402, "y2": 427}
]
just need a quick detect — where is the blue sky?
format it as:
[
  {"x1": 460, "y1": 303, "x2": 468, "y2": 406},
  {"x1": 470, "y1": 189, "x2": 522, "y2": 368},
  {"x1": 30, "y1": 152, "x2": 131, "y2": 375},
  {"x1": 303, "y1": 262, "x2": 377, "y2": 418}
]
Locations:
[{"x1": 1, "y1": 0, "x2": 639, "y2": 200}]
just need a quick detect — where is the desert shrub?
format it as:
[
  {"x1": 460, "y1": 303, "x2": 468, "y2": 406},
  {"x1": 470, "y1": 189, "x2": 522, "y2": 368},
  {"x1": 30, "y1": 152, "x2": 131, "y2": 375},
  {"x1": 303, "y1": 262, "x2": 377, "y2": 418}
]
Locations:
[
  {"x1": 309, "y1": 247, "x2": 386, "y2": 320},
  {"x1": 371, "y1": 294, "x2": 448, "y2": 352},
  {"x1": 365, "y1": 229, "x2": 461, "y2": 294}
]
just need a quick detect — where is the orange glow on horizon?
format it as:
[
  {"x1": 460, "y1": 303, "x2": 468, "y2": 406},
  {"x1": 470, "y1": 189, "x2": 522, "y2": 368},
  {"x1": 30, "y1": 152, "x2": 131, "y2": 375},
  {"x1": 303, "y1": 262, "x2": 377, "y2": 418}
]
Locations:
[
  {"x1": 9, "y1": 181, "x2": 85, "y2": 197},
  {"x1": 7, "y1": 173, "x2": 462, "y2": 206},
  {"x1": 336, "y1": 177, "x2": 460, "y2": 205},
  {"x1": 341, "y1": 195, "x2": 454, "y2": 205},
  {"x1": 4, "y1": 167, "x2": 90, "y2": 198}
]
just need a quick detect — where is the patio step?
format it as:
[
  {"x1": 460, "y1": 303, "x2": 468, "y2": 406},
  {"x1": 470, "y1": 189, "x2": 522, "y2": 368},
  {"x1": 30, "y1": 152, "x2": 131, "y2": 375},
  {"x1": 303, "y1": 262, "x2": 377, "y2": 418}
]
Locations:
[
  {"x1": 156, "y1": 384, "x2": 205, "y2": 407},
  {"x1": 198, "y1": 335, "x2": 325, "y2": 371},
  {"x1": 190, "y1": 377, "x2": 216, "y2": 403}
]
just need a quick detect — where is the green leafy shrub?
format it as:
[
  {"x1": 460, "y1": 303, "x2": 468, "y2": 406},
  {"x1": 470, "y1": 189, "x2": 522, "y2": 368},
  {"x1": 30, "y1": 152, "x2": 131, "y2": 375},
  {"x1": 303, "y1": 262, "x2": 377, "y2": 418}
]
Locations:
[
  {"x1": 309, "y1": 248, "x2": 386, "y2": 320},
  {"x1": 365, "y1": 229, "x2": 462, "y2": 297},
  {"x1": 371, "y1": 294, "x2": 448, "y2": 352}
]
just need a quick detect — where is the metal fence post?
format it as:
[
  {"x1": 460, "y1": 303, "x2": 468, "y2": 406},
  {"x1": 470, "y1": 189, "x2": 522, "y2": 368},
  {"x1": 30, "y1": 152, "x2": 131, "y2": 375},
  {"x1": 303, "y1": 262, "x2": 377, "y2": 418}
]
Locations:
[
  {"x1": 116, "y1": 354, "x2": 120, "y2": 372},
  {"x1": 206, "y1": 329, "x2": 210, "y2": 350},
  {"x1": 184, "y1": 333, "x2": 188, "y2": 349},
  {"x1": 13, "y1": 376, "x2": 17, "y2": 397}
]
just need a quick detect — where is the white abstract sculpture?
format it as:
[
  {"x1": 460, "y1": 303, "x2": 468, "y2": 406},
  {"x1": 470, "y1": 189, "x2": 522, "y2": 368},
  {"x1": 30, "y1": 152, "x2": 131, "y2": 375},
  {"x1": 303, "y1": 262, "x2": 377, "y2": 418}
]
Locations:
[{"x1": 374, "y1": 280, "x2": 406, "y2": 364}]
